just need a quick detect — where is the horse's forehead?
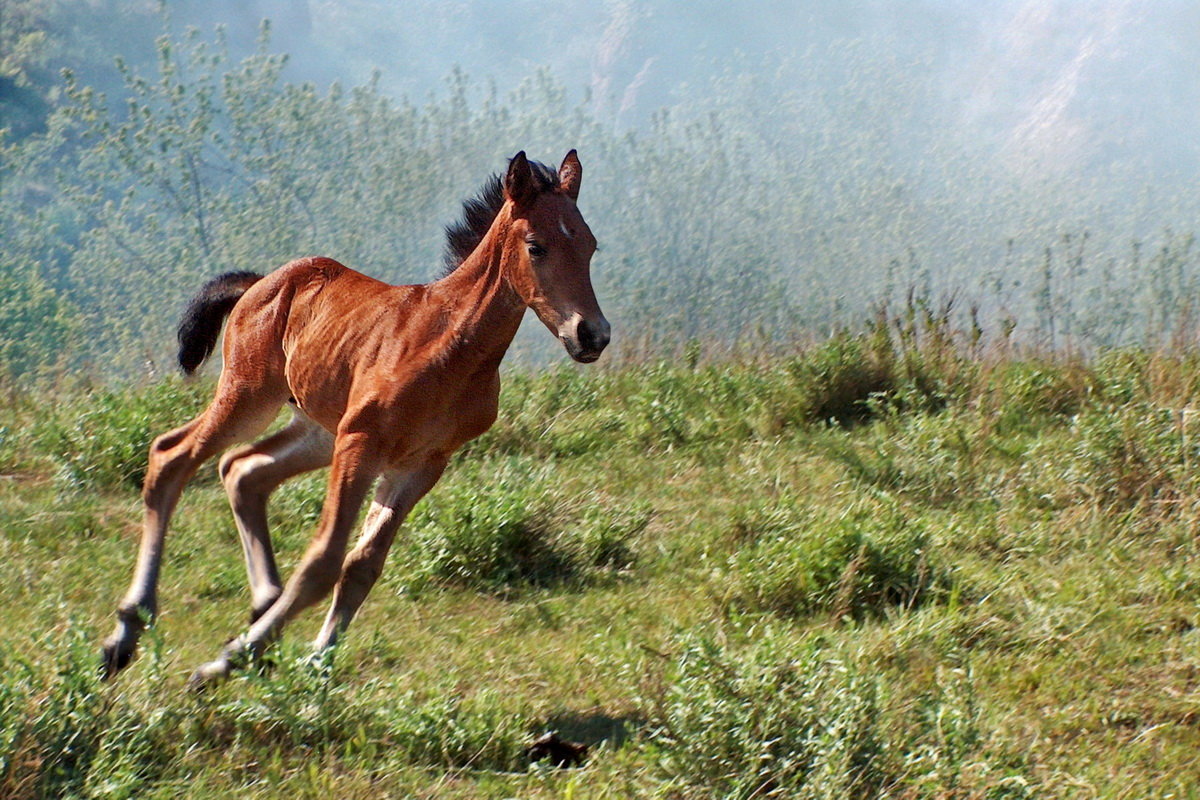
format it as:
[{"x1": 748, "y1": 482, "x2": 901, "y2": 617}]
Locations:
[{"x1": 531, "y1": 195, "x2": 588, "y2": 236}]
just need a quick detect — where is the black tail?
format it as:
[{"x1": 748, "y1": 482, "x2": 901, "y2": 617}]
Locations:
[{"x1": 177, "y1": 271, "x2": 264, "y2": 375}]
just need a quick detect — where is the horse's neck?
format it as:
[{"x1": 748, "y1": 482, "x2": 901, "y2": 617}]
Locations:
[{"x1": 430, "y1": 224, "x2": 525, "y2": 366}]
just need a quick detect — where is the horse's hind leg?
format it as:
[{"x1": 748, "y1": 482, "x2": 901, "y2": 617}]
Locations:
[
  {"x1": 218, "y1": 410, "x2": 334, "y2": 623},
  {"x1": 101, "y1": 389, "x2": 283, "y2": 678}
]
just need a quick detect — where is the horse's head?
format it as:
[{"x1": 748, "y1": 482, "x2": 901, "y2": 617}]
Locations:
[{"x1": 502, "y1": 150, "x2": 610, "y2": 363}]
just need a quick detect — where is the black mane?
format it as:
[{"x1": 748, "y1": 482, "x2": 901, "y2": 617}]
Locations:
[{"x1": 441, "y1": 157, "x2": 560, "y2": 275}]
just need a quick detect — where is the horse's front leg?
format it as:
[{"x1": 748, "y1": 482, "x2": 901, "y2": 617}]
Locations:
[
  {"x1": 311, "y1": 457, "x2": 449, "y2": 653},
  {"x1": 188, "y1": 432, "x2": 379, "y2": 689}
]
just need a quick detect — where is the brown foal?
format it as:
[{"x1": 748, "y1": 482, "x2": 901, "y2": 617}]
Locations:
[{"x1": 101, "y1": 151, "x2": 609, "y2": 687}]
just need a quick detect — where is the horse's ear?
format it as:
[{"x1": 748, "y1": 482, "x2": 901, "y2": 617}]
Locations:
[
  {"x1": 559, "y1": 149, "x2": 582, "y2": 201},
  {"x1": 505, "y1": 151, "x2": 538, "y2": 207}
]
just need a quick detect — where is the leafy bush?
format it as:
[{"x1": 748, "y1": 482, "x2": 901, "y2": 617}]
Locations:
[
  {"x1": 32, "y1": 379, "x2": 211, "y2": 491},
  {"x1": 723, "y1": 498, "x2": 946, "y2": 620},
  {"x1": 402, "y1": 458, "x2": 647, "y2": 593},
  {"x1": 641, "y1": 632, "x2": 887, "y2": 799}
]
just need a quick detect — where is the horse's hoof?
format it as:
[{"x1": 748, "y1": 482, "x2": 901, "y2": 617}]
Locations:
[
  {"x1": 187, "y1": 659, "x2": 230, "y2": 693},
  {"x1": 100, "y1": 641, "x2": 134, "y2": 680}
]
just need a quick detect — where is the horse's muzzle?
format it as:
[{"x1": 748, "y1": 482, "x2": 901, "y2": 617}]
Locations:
[{"x1": 562, "y1": 314, "x2": 610, "y2": 363}]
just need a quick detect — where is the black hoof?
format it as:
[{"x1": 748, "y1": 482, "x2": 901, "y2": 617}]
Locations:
[{"x1": 100, "y1": 644, "x2": 133, "y2": 680}]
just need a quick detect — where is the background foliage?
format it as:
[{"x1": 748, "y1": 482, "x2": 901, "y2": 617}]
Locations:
[{"x1": 4, "y1": 2, "x2": 1200, "y2": 378}]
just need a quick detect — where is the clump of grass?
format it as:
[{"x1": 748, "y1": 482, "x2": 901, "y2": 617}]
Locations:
[
  {"x1": 981, "y1": 359, "x2": 1092, "y2": 434},
  {"x1": 203, "y1": 648, "x2": 356, "y2": 751},
  {"x1": 32, "y1": 379, "x2": 210, "y2": 492},
  {"x1": 780, "y1": 295, "x2": 977, "y2": 429},
  {"x1": 721, "y1": 497, "x2": 947, "y2": 620},
  {"x1": 639, "y1": 631, "x2": 887, "y2": 799},
  {"x1": 901, "y1": 662, "x2": 1035, "y2": 797},
  {"x1": 0, "y1": 627, "x2": 177, "y2": 799},
  {"x1": 1056, "y1": 401, "x2": 1192, "y2": 511},
  {"x1": 0, "y1": 632, "x2": 536, "y2": 798},
  {"x1": 786, "y1": 332, "x2": 895, "y2": 426},
  {"x1": 470, "y1": 366, "x2": 620, "y2": 459},
  {"x1": 1091, "y1": 347, "x2": 1151, "y2": 404},
  {"x1": 370, "y1": 687, "x2": 530, "y2": 771},
  {"x1": 400, "y1": 458, "x2": 647, "y2": 594},
  {"x1": 826, "y1": 410, "x2": 998, "y2": 507},
  {"x1": 1, "y1": 636, "x2": 107, "y2": 798}
]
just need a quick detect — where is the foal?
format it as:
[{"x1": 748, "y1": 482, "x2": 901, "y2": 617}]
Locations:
[{"x1": 101, "y1": 151, "x2": 609, "y2": 687}]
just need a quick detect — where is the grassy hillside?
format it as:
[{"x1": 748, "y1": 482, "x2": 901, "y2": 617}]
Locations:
[{"x1": 3, "y1": 321, "x2": 1200, "y2": 797}]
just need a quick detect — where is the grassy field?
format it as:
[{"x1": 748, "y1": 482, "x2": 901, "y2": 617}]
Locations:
[{"x1": 4, "y1": 320, "x2": 1200, "y2": 798}]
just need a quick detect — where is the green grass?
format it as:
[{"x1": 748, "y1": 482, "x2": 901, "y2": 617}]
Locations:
[{"x1": 4, "y1": 326, "x2": 1200, "y2": 797}]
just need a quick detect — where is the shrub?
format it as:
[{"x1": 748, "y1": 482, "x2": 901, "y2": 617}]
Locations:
[
  {"x1": 723, "y1": 498, "x2": 946, "y2": 620},
  {"x1": 401, "y1": 458, "x2": 647, "y2": 593},
  {"x1": 33, "y1": 379, "x2": 211, "y2": 491},
  {"x1": 641, "y1": 631, "x2": 887, "y2": 799}
]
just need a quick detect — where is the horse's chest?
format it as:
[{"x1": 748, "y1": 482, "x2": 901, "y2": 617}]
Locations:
[{"x1": 365, "y1": 367, "x2": 500, "y2": 463}]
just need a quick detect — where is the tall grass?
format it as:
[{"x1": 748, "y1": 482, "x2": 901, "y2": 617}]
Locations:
[
  {"x1": 399, "y1": 457, "x2": 648, "y2": 594},
  {"x1": 720, "y1": 498, "x2": 948, "y2": 620},
  {"x1": 640, "y1": 631, "x2": 887, "y2": 799},
  {"x1": 6, "y1": 304, "x2": 1200, "y2": 795},
  {"x1": 30, "y1": 379, "x2": 211, "y2": 492}
]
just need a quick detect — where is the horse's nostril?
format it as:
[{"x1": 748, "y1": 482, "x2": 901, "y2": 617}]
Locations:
[{"x1": 578, "y1": 319, "x2": 610, "y2": 353}]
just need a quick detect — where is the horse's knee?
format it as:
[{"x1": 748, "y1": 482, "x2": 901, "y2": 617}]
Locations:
[
  {"x1": 342, "y1": 550, "x2": 385, "y2": 593},
  {"x1": 217, "y1": 445, "x2": 250, "y2": 484}
]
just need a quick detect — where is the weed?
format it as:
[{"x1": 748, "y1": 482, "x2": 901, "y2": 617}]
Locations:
[
  {"x1": 401, "y1": 458, "x2": 647, "y2": 594},
  {"x1": 32, "y1": 380, "x2": 210, "y2": 492},
  {"x1": 640, "y1": 630, "x2": 887, "y2": 799},
  {"x1": 722, "y1": 498, "x2": 947, "y2": 620},
  {"x1": 982, "y1": 359, "x2": 1092, "y2": 434},
  {"x1": 786, "y1": 333, "x2": 894, "y2": 426},
  {"x1": 1050, "y1": 401, "x2": 1192, "y2": 512},
  {"x1": 903, "y1": 662, "x2": 1035, "y2": 798}
]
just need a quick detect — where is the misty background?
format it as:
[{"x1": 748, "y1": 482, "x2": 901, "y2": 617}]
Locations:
[{"x1": 3, "y1": 0, "x2": 1200, "y2": 377}]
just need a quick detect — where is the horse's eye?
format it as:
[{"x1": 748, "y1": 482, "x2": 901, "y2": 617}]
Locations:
[{"x1": 527, "y1": 242, "x2": 547, "y2": 259}]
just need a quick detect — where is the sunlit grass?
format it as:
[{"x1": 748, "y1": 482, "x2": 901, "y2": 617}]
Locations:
[{"x1": 4, "y1": 325, "x2": 1200, "y2": 796}]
